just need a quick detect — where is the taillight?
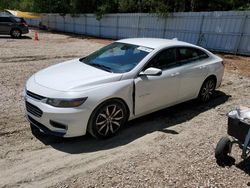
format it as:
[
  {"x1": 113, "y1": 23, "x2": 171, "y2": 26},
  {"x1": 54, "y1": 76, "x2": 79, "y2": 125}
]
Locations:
[
  {"x1": 221, "y1": 61, "x2": 225, "y2": 67},
  {"x1": 21, "y1": 22, "x2": 28, "y2": 27}
]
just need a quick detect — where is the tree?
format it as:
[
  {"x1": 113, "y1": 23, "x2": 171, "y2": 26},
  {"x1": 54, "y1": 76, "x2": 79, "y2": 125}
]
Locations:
[{"x1": 1, "y1": 0, "x2": 250, "y2": 15}]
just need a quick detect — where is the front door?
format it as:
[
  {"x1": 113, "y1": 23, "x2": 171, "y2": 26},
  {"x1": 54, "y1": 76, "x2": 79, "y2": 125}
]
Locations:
[{"x1": 134, "y1": 48, "x2": 181, "y2": 116}]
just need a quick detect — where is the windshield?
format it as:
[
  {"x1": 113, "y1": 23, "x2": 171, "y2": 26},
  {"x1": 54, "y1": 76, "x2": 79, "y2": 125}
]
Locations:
[{"x1": 80, "y1": 42, "x2": 152, "y2": 73}]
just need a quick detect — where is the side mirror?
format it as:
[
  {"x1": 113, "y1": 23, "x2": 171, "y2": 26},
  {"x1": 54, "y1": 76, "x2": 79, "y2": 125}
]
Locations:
[{"x1": 139, "y1": 67, "x2": 162, "y2": 76}]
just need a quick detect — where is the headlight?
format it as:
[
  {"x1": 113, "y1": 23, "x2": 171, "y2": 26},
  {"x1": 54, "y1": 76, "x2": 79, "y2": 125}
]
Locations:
[{"x1": 46, "y1": 97, "x2": 88, "y2": 108}]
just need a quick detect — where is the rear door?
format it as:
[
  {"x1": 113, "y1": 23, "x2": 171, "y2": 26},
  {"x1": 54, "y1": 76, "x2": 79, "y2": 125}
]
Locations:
[
  {"x1": 0, "y1": 17, "x2": 13, "y2": 34},
  {"x1": 176, "y1": 47, "x2": 209, "y2": 101}
]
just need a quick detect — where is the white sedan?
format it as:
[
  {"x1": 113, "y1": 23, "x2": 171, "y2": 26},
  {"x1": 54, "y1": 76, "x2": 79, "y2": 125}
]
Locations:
[{"x1": 24, "y1": 38, "x2": 224, "y2": 138}]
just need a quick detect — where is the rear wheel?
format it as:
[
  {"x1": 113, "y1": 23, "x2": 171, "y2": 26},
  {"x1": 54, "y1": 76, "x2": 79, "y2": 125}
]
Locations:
[
  {"x1": 11, "y1": 29, "x2": 21, "y2": 38},
  {"x1": 88, "y1": 99, "x2": 128, "y2": 139},
  {"x1": 198, "y1": 77, "x2": 216, "y2": 102}
]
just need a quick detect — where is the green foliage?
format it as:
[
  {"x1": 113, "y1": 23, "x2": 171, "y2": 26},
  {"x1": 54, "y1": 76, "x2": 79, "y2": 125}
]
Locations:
[
  {"x1": 1, "y1": 0, "x2": 250, "y2": 18},
  {"x1": 118, "y1": 0, "x2": 138, "y2": 13},
  {"x1": 95, "y1": 0, "x2": 118, "y2": 20},
  {"x1": 239, "y1": 3, "x2": 250, "y2": 10},
  {"x1": 0, "y1": 0, "x2": 20, "y2": 10}
]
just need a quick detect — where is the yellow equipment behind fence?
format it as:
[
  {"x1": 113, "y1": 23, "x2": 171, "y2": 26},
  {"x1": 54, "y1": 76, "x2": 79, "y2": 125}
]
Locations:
[
  {"x1": 5, "y1": 9, "x2": 44, "y2": 19},
  {"x1": 4, "y1": 9, "x2": 48, "y2": 29}
]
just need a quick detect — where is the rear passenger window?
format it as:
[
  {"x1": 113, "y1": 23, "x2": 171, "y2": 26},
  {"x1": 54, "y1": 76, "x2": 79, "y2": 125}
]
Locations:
[
  {"x1": 12, "y1": 17, "x2": 26, "y2": 23},
  {"x1": 0, "y1": 17, "x2": 12, "y2": 22},
  {"x1": 177, "y1": 47, "x2": 208, "y2": 64}
]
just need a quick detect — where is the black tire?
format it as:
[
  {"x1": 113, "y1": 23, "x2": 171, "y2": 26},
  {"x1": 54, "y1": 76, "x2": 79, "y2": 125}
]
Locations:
[
  {"x1": 215, "y1": 137, "x2": 232, "y2": 162},
  {"x1": 10, "y1": 29, "x2": 22, "y2": 38},
  {"x1": 88, "y1": 99, "x2": 128, "y2": 139},
  {"x1": 198, "y1": 77, "x2": 216, "y2": 102}
]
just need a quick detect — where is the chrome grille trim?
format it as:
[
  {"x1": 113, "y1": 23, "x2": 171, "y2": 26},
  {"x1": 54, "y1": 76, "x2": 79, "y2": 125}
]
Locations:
[{"x1": 26, "y1": 90, "x2": 46, "y2": 100}]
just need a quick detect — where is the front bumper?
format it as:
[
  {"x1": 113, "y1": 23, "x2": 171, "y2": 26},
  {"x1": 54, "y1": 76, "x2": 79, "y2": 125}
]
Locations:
[
  {"x1": 28, "y1": 115, "x2": 66, "y2": 137},
  {"x1": 21, "y1": 27, "x2": 29, "y2": 34},
  {"x1": 24, "y1": 96, "x2": 92, "y2": 137}
]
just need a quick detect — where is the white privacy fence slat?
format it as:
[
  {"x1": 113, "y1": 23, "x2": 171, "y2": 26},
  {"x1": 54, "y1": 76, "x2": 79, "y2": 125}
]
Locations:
[{"x1": 26, "y1": 11, "x2": 250, "y2": 55}]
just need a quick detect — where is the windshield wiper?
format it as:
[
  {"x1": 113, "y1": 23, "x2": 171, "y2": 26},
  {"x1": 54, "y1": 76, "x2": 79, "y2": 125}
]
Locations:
[
  {"x1": 80, "y1": 58, "x2": 113, "y2": 73},
  {"x1": 79, "y1": 57, "x2": 85, "y2": 62},
  {"x1": 90, "y1": 63, "x2": 113, "y2": 73}
]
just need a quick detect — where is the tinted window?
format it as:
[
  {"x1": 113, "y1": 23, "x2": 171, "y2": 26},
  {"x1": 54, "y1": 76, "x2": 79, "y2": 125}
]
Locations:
[
  {"x1": 177, "y1": 47, "x2": 208, "y2": 64},
  {"x1": 145, "y1": 48, "x2": 178, "y2": 70},
  {"x1": 81, "y1": 42, "x2": 152, "y2": 73},
  {"x1": 0, "y1": 17, "x2": 12, "y2": 22},
  {"x1": 12, "y1": 17, "x2": 26, "y2": 23}
]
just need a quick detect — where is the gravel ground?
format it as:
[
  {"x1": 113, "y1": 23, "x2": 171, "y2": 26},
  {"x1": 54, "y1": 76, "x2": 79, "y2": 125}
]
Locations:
[{"x1": 0, "y1": 29, "x2": 250, "y2": 188}]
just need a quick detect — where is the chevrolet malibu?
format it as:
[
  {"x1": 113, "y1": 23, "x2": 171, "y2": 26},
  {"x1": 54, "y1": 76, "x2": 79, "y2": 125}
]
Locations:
[{"x1": 24, "y1": 38, "x2": 224, "y2": 138}]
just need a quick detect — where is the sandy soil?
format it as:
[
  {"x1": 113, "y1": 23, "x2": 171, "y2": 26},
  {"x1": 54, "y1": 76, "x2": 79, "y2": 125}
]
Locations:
[{"x1": 0, "y1": 29, "x2": 250, "y2": 188}]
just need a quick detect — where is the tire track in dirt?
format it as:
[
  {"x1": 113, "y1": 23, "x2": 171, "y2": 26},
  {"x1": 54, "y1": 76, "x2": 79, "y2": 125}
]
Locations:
[
  {"x1": 0, "y1": 136, "x2": 152, "y2": 188},
  {"x1": 0, "y1": 55, "x2": 79, "y2": 63}
]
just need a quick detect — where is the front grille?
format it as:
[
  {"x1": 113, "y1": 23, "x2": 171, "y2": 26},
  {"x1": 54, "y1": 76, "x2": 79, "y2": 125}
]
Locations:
[
  {"x1": 25, "y1": 101, "x2": 43, "y2": 117},
  {"x1": 26, "y1": 90, "x2": 45, "y2": 100}
]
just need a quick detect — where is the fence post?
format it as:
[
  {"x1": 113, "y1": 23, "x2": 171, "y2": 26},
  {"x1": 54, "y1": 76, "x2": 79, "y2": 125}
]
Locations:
[
  {"x1": 73, "y1": 16, "x2": 75, "y2": 34},
  {"x1": 81, "y1": 15, "x2": 84, "y2": 35},
  {"x1": 54, "y1": 14, "x2": 56, "y2": 31},
  {"x1": 197, "y1": 15, "x2": 205, "y2": 45},
  {"x1": 49, "y1": 14, "x2": 51, "y2": 30},
  {"x1": 163, "y1": 16, "x2": 167, "y2": 38},
  {"x1": 47, "y1": 14, "x2": 50, "y2": 30},
  {"x1": 63, "y1": 16, "x2": 65, "y2": 32},
  {"x1": 116, "y1": 15, "x2": 119, "y2": 39},
  {"x1": 235, "y1": 14, "x2": 248, "y2": 55},
  {"x1": 137, "y1": 15, "x2": 141, "y2": 37},
  {"x1": 84, "y1": 15, "x2": 87, "y2": 35},
  {"x1": 99, "y1": 18, "x2": 101, "y2": 37}
]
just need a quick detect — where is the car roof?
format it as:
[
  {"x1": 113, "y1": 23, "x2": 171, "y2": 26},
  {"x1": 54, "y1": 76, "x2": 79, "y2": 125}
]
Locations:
[
  {"x1": 0, "y1": 14, "x2": 20, "y2": 18},
  {"x1": 0, "y1": 13, "x2": 11, "y2": 16},
  {"x1": 117, "y1": 38, "x2": 196, "y2": 49},
  {"x1": 0, "y1": 15, "x2": 15, "y2": 18}
]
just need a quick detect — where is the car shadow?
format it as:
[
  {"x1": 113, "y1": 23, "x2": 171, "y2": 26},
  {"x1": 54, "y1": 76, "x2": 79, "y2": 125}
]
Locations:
[
  {"x1": 0, "y1": 35, "x2": 32, "y2": 39},
  {"x1": 33, "y1": 90, "x2": 231, "y2": 154}
]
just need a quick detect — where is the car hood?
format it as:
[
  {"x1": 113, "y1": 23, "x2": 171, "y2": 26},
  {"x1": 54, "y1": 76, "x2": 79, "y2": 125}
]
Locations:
[{"x1": 34, "y1": 59, "x2": 122, "y2": 92}]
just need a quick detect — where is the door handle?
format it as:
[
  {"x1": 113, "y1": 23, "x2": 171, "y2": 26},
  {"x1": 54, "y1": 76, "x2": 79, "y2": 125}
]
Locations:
[
  {"x1": 170, "y1": 72, "x2": 180, "y2": 77},
  {"x1": 199, "y1": 65, "x2": 206, "y2": 69}
]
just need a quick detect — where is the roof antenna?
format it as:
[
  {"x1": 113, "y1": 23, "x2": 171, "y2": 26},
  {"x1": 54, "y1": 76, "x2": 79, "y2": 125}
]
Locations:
[{"x1": 172, "y1": 38, "x2": 178, "y2": 41}]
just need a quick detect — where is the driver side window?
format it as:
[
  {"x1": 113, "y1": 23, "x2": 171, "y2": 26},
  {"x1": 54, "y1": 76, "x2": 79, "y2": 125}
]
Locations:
[
  {"x1": 145, "y1": 48, "x2": 178, "y2": 70},
  {"x1": 99, "y1": 46, "x2": 125, "y2": 58}
]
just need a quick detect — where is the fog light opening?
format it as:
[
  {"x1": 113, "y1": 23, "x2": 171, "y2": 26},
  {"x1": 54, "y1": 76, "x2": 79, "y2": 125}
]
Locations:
[{"x1": 50, "y1": 120, "x2": 68, "y2": 130}]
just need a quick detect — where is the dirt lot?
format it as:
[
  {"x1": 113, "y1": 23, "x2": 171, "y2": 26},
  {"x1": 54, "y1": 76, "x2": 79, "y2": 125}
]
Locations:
[{"x1": 0, "y1": 29, "x2": 250, "y2": 188}]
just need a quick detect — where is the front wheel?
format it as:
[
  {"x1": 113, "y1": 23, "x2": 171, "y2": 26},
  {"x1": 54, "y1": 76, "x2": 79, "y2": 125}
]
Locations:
[
  {"x1": 88, "y1": 99, "x2": 128, "y2": 139},
  {"x1": 198, "y1": 77, "x2": 216, "y2": 102},
  {"x1": 11, "y1": 29, "x2": 22, "y2": 38}
]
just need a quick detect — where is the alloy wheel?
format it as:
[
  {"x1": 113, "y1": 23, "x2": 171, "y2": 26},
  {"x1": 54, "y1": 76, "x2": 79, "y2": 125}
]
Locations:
[
  {"x1": 12, "y1": 30, "x2": 21, "y2": 38},
  {"x1": 200, "y1": 79, "x2": 215, "y2": 102},
  {"x1": 95, "y1": 104, "x2": 124, "y2": 136}
]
